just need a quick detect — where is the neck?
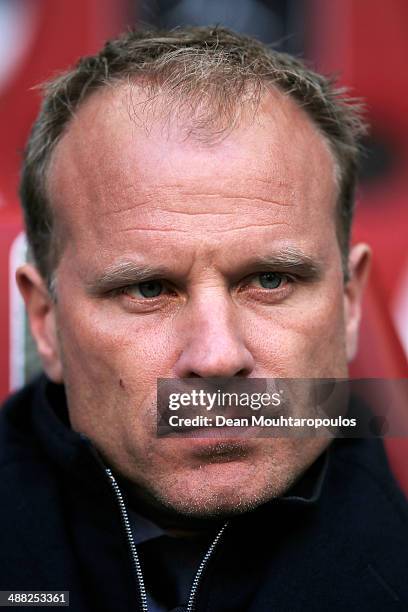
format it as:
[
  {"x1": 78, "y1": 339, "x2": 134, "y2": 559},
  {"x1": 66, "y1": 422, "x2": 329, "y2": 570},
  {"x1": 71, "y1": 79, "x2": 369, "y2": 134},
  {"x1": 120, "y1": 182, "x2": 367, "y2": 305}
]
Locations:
[{"x1": 118, "y1": 477, "x2": 224, "y2": 536}]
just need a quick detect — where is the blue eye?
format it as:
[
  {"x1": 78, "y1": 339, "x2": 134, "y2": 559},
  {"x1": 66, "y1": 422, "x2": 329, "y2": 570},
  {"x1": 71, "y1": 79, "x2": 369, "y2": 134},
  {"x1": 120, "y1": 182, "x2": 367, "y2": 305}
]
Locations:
[
  {"x1": 258, "y1": 272, "x2": 284, "y2": 289},
  {"x1": 127, "y1": 280, "x2": 164, "y2": 298}
]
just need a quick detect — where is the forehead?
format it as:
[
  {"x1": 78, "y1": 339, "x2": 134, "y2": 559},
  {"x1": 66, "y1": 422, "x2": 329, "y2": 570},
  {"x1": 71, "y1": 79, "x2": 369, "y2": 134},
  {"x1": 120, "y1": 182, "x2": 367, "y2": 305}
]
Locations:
[{"x1": 47, "y1": 83, "x2": 338, "y2": 272}]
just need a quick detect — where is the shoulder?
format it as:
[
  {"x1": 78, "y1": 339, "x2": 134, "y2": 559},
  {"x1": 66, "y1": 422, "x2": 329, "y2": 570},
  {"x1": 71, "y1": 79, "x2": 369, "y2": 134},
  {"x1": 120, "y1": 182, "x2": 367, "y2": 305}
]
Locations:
[
  {"x1": 0, "y1": 375, "x2": 62, "y2": 525},
  {"x1": 0, "y1": 378, "x2": 82, "y2": 590},
  {"x1": 0, "y1": 376, "x2": 47, "y2": 467},
  {"x1": 328, "y1": 437, "x2": 408, "y2": 527},
  {"x1": 322, "y1": 438, "x2": 408, "y2": 603}
]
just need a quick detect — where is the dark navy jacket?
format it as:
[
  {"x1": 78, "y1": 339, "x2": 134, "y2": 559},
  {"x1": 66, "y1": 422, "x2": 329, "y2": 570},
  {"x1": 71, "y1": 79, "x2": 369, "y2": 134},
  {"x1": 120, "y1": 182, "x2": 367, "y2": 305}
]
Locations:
[{"x1": 1, "y1": 375, "x2": 408, "y2": 611}]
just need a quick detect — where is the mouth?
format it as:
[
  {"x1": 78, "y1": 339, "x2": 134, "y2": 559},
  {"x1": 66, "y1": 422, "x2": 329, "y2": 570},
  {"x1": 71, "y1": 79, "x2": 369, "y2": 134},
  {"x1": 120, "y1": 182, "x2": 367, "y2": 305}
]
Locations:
[
  {"x1": 188, "y1": 439, "x2": 253, "y2": 463},
  {"x1": 158, "y1": 422, "x2": 255, "y2": 439},
  {"x1": 159, "y1": 431, "x2": 256, "y2": 467}
]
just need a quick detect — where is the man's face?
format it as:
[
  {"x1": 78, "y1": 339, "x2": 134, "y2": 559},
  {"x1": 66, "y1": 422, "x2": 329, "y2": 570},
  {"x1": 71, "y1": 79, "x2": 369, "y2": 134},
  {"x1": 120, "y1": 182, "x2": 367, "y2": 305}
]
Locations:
[{"x1": 20, "y1": 85, "x2": 369, "y2": 516}]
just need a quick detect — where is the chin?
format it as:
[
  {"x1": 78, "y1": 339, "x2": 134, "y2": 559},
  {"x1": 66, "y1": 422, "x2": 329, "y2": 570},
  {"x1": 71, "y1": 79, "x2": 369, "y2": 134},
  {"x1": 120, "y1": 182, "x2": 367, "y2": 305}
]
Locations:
[
  {"x1": 121, "y1": 438, "x2": 329, "y2": 518},
  {"x1": 147, "y1": 466, "x2": 294, "y2": 519}
]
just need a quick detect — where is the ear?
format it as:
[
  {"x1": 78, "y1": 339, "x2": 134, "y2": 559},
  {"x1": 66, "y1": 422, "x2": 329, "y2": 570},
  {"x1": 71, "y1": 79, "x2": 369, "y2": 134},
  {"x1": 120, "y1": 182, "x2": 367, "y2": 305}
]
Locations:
[
  {"x1": 344, "y1": 243, "x2": 371, "y2": 362},
  {"x1": 16, "y1": 264, "x2": 63, "y2": 383}
]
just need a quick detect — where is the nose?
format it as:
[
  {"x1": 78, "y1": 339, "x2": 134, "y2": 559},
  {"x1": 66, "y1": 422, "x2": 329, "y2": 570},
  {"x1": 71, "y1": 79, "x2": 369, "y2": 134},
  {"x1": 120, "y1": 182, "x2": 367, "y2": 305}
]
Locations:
[{"x1": 173, "y1": 291, "x2": 255, "y2": 378}]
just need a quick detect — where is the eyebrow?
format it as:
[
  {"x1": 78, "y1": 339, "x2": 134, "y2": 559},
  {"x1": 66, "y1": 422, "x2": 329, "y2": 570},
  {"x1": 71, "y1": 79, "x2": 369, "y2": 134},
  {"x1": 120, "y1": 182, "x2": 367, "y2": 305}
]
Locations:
[
  {"x1": 243, "y1": 248, "x2": 323, "y2": 280},
  {"x1": 85, "y1": 262, "x2": 172, "y2": 295},
  {"x1": 86, "y1": 247, "x2": 322, "y2": 295}
]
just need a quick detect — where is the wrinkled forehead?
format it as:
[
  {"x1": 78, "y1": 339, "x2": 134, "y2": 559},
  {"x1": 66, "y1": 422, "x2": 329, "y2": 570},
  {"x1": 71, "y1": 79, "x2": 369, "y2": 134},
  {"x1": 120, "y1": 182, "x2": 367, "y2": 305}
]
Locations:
[{"x1": 45, "y1": 82, "x2": 338, "y2": 254}]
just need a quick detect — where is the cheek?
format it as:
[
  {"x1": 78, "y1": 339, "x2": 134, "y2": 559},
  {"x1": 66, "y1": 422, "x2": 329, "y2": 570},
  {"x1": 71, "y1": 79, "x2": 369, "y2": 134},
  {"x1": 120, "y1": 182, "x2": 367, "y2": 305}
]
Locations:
[
  {"x1": 55, "y1": 297, "x2": 180, "y2": 450},
  {"x1": 56, "y1": 297, "x2": 177, "y2": 393},
  {"x1": 243, "y1": 283, "x2": 347, "y2": 376}
]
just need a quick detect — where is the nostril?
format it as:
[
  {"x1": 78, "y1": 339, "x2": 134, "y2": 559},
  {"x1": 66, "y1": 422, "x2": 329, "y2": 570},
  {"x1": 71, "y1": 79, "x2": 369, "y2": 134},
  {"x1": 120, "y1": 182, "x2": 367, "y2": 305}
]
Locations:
[
  {"x1": 236, "y1": 367, "x2": 251, "y2": 377},
  {"x1": 184, "y1": 361, "x2": 254, "y2": 378}
]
